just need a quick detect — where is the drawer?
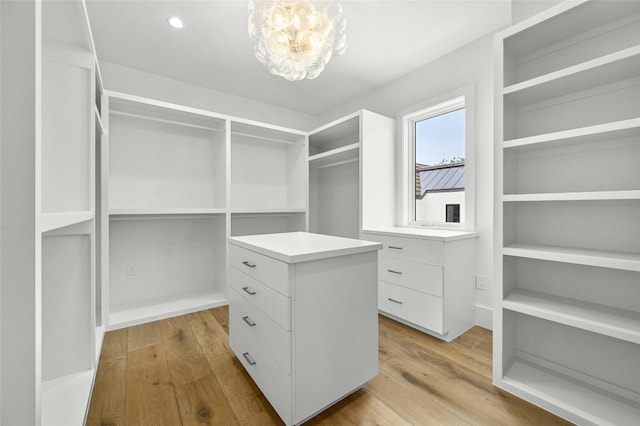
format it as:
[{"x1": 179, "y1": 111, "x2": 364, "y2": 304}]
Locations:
[
  {"x1": 229, "y1": 288, "x2": 291, "y2": 374},
  {"x1": 230, "y1": 319, "x2": 292, "y2": 424},
  {"x1": 229, "y1": 266, "x2": 291, "y2": 331},
  {"x1": 229, "y1": 243, "x2": 290, "y2": 296},
  {"x1": 378, "y1": 281, "x2": 444, "y2": 334},
  {"x1": 379, "y1": 257, "x2": 443, "y2": 297},
  {"x1": 362, "y1": 232, "x2": 443, "y2": 266}
]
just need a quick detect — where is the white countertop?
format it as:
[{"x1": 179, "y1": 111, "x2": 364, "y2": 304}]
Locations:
[
  {"x1": 361, "y1": 226, "x2": 477, "y2": 241},
  {"x1": 228, "y1": 231, "x2": 383, "y2": 263}
]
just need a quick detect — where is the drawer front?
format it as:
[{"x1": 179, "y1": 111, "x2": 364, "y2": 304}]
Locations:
[
  {"x1": 362, "y1": 233, "x2": 443, "y2": 266},
  {"x1": 378, "y1": 281, "x2": 444, "y2": 334},
  {"x1": 229, "y1": 289, "x2": 291, "y2": 374},
  {"x1": 379, "y1": 257, "x2": 443, "y2": 297},
  {"x1": 229, "y1": 243, "x2": 290, "y2": 296},
  {"x1": 229, "y1": 266, "x2": 291, "y2": 331},
  {"x1": 230, "y1": 319, "x2": 292, "y2": 424}
]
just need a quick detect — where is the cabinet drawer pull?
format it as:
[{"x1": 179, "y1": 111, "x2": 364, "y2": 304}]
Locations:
[
  {"x1": 388, "y1": 246, "x2": 403, "y2": 250},
  {"x1": 242, "y1": 261, "x2": 256, "y2": 268},
  {"x1": 242, "y1": 316, "x2": 256, "y2": 327},
  {"x1": 242, "y1": 352, "x2": 257, "y2": 366},
  {"x1": 242, "y1": 286, "x2": 256, "y2": 295},
  {"x1": 387, "y1": 269, "x2": 403, "y2": 275},
  {"x1": 388, "y1": 298, "x2": 403, "y2": 305}
]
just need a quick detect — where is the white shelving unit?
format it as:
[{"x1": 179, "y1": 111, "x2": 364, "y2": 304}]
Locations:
[
  {"x1": 101, "y1": 93, "x2": 309, "y2": 329},
  {"x1": 308, "y1": 110, "x2": 396, "y2": 239},
  {"x1": 494, "y1": 1, "x2": 640, "y2": 424},
  {"x1": 1, "y1": 1, "x2": 101, "y2": 424}
]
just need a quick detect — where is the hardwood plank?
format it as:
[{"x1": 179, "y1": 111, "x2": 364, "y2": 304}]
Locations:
[
  {"x1": 85, "y1": 358, "x2": 126, "y2": 426},
  {"x1": 209, "y1": 305, "x2": 229, "y2": 335},
  {"x1": 127, "y1": 320, "x2": 161, "y2": 352},
  {"x1": 125, "y1": 344, "x2": 181, "y2": 425},
  {"x1": 306, "y1": 388, "x2": 412, "y2": 426},
  {"x1": 159, "y1": 315, "x2": 212, "y2": 387},
  {"x1": 174, "y1": 374, "x2": 239, "y2": 426},
  {"x1": 186, "y1": 309, "x2": 228, "y2": 359},
  {"x1": 100, "y1": 328, "x2": 128, "y2": 361}
]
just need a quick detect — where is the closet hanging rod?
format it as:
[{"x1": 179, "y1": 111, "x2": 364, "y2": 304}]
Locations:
[
  {"x1": 231, "y1": 131, "x2": 297, "y2": 145},
  {"x1": 111, "y1": 110, "x2": 221, "y2": 132},
  {"x1": 311, "y1": 157, "x2": 359, "y2": 170}
]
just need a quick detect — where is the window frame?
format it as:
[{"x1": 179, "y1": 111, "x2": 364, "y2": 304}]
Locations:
[{"x1": 397, "y1": 85, "x2": 475, "y2": 231}]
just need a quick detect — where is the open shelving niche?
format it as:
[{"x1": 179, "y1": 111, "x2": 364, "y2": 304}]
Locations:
[
  {"x1": 308, "y1": 110, "x2": 395, "y2": 240},
  {"x1": 104, "y1": 92, "x2": 229, "y2": 329},
  {"x1": 38, "y1": 1, "x2": 101, "y2": 425},
  {"x1": 494, "y1": 1, "x2": 640, "y2": 424},
  {"x1": 102, "y1": 93, "x2": 310, "y2": 329}
]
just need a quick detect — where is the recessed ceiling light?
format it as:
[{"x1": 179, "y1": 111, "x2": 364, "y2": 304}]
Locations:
[{"x1": 168, "y1": 17, "x2": 184, "y2": 29}]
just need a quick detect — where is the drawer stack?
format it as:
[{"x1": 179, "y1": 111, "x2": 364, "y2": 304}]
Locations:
[
  {"x1": 368, "y1": 233, "x2": 446, "y2": 334},
  {"x1": 362, "y1": 228, "x2": 476, "y2": 342},
  {"x1": 228, "y1": 244, "x2": 293, "y2": 424}
]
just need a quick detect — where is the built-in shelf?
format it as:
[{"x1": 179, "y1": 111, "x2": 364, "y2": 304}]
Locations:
[
  {"x1": 108, "y1": 208, "x2": 226, "y2": 216},
  {"x1": 503, "y1": 118, "x2": 640, "y2": 150},
  {"x1": 108, "y1": 292, "x2": 226, "y2": 330},
  {"x1": 40, "y1": 211, "x2": 94, "y2": 233},
  {"x1": 504, "y1": 289, "x2": 640, "y2": 343},
  {"x1": 502, "y1": 359, "x2": 640, "y2": 426},
  {"x1": 503, "y1": 243, "x2": 640, "y2": 272},
  {"x1": 308, "y1": 143, "x2": 359, "y2": 169},
  {"x1": 229, "y1": 208, "x2": 307, "y2": 215},
  {"x1": 503, "y1": 46, "x2": 640, "y2": 106},
  {"x1": 503, "y1": 190, "x2": 640, "y2": 202},
  {"x1": 41, "y1": 370, "x2": 95, "y2": 426}
]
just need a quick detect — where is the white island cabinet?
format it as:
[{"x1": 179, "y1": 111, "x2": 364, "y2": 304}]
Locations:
[{"x1": 228, "y1": 232, "x2": 382, "y2": 425}]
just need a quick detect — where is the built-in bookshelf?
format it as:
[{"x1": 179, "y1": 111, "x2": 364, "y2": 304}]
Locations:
[
  {"x1": 494, "y1": 1, "x2": 640, "y2": 423},
  {"x1": 308, "y1": 111, "x2": 395, "y2": 239},
  {"x1": 101, "y1": 92, "x2": 309, "y2": 329}
]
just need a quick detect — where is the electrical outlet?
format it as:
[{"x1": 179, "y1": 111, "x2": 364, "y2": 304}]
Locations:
[
  {"x1": 127, "y1": 264, "x2": 137, "y2": 277},
  {"x1": 475, "y1": 274, "x2": 487, "y2": 290}
]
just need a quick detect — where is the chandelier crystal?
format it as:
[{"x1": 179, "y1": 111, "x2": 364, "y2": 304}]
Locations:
[{"x1": 248, "y1": 0, "x2": 347, "y2": 81}]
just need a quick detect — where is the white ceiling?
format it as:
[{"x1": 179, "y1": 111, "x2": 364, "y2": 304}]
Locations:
[{"x1": 86, "y1": 1, "x2": 512, "y2": 116}]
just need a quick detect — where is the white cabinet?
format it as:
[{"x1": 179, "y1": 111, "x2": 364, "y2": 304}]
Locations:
[
  {"x1": 494, "y1": 1, "x2": 640, "y2": 423},
  {"x1": 309, "y1": 110, "x2": 395, "y2": 239},
  {"x1": 228, "y1": 232, "x2": 381, "y2": 425},
  {"x1": 361, "y1": 227, "x2": 477, "y2": 342},
  {"x1": 1, "y1": 1, "x2": 101, "y2": 424}
]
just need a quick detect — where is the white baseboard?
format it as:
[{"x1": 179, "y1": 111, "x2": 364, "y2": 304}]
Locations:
[{"x1": 475, "y1": 304, "x2": 493, "y2": 330}]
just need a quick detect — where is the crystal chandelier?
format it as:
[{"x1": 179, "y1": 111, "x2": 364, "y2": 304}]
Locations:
[{"x1": 248, "y1": 0, "x2": 347, "y2": 81}]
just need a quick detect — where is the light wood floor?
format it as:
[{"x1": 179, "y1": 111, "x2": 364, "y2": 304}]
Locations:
[{"x1": 87, "y1": 305, "x2": 571, "y2": 425}]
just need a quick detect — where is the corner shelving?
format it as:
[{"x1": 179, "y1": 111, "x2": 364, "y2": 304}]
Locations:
[{"x1": 494, "y1": 1, "x2": 640, "y2": 423}]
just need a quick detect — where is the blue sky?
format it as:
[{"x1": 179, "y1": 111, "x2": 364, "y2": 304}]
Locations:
[{"x1": 415, "y1": 108, "x2": 464, "y2": 166}]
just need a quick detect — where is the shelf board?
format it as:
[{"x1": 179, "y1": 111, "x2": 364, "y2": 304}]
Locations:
[
  {"x1": 504, "y1": 289, "x2": 640, "y2": 343},
  {"x1": 502, "y1": 359, "x2": 640, "y2": 426},
  {"x1": 229, "y1": 207, "x2": 306, "y2": 215},
  {"x1": 503, "y1": 46, "x2": 640, "y2": 106},
  {"x1": 503, "y1": 118, "x2": 640, "y2": 150},
  {"x1": 42, "y1": 369, "x2": 95, "y2": 426},
  {"x1": 40, "y1": 211, "x2": 94, "y2": 233},
  {"x1": 109, "y1": 208, "x2": 226, "y2": 216},
  {"x1": 503, "y1": 190, "x2": 640, "y2": 202},
  {"x1": 308, "y1": 142, "x2": 360, "y2": 169},
  {"x1": 108, "y1": 292, "x2": 227, "y2": 330},
  {"x1": 503, "y1": 243, "x2": 640, "y2": 272}
]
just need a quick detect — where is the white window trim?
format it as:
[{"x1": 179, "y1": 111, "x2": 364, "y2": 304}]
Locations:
[{"x1": 396, "y1": 85, "x2": 475, "y2": 231}]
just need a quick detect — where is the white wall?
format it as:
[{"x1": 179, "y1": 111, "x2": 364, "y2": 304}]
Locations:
[
  {"x1": 416, "y1": 192, "x2": 465, "y2": 224},
  {"x1": 318, "y1": 33, "x2": 496, "y2": 329},
  {"x1": 99, "y1": 61, "x2": 319, "y2": 131}
]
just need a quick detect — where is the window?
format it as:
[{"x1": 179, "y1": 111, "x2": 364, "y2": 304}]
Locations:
[
  {"x1": 446, "y1": 204, "x2": 460, "y2": 223},
  {"x1": 398, "y1": 86, "x2": 474, "y2": 230}
]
